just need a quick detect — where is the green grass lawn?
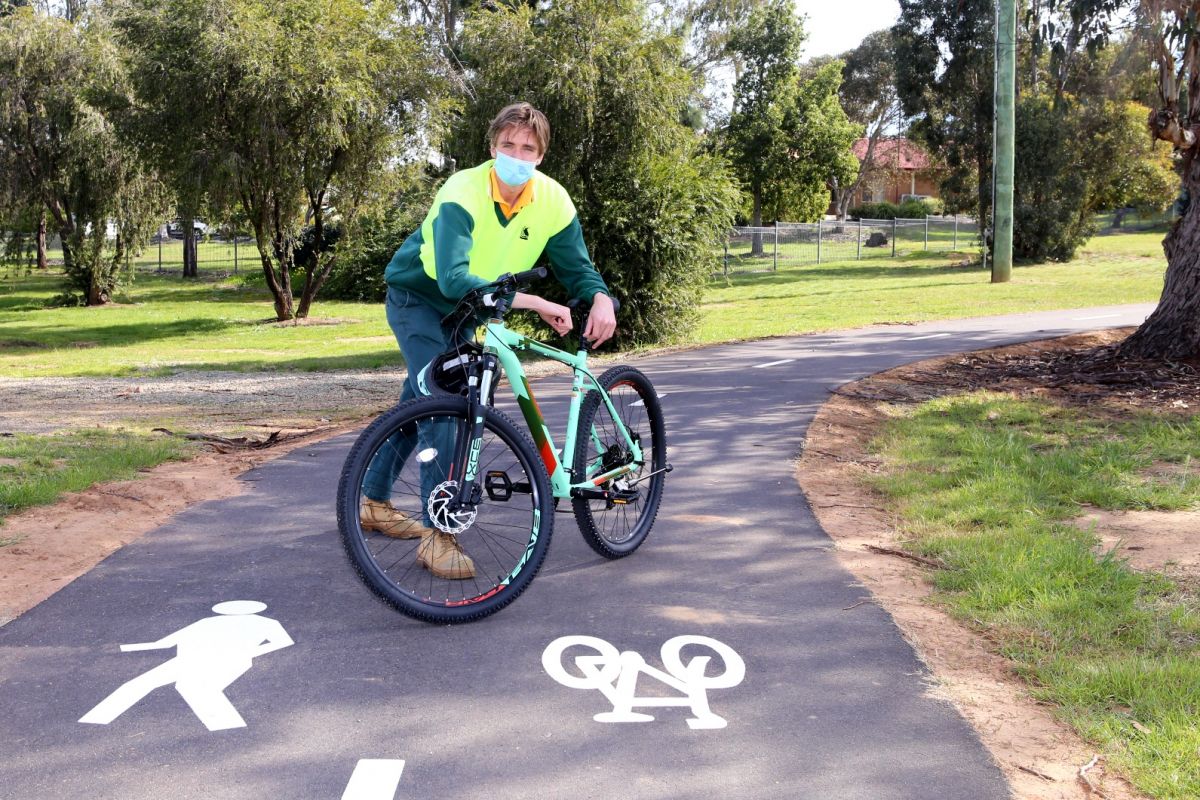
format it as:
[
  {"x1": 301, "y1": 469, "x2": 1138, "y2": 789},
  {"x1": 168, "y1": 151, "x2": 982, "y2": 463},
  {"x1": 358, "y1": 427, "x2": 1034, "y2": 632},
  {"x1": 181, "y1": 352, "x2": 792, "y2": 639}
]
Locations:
[
  {"x1": 699, "y1": 230, "x2": 1164, "y2": 343},
  {"x1": 0, "y1": 428, "x2": 196, "y2": 527},
  {"x1": 0, "y1": 229, "x2": 1169, "y2": 377},
  {"x1": 870, "y1": 394, "x2": 1200, "y2": 799},
  {"x1": 0, "y1": 271, "x2": 402, "y2": 377}
]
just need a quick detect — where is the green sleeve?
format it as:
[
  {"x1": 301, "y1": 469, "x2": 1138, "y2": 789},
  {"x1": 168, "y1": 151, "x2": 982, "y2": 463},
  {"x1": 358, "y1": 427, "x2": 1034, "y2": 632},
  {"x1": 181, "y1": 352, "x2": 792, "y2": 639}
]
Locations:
[
  {"x1": 543, "y1": 215, "x2": 610, "y2": 302},
  {"x1": 432, "y1": 202, "x2": 490, "y2": 300}
]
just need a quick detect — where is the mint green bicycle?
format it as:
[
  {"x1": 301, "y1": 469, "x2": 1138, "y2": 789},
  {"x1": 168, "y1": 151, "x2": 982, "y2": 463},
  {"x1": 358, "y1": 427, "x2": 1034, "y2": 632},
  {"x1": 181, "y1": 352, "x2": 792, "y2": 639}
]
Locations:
[{"x1": 336, "y1": 267, "x2": 669, "y2": 623}]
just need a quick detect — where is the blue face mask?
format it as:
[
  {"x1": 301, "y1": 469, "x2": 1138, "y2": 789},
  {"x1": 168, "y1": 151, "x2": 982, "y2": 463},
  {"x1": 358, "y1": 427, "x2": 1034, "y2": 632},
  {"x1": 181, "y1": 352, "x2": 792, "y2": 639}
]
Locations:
[{"x1": 494, "y1": 151, "x2": 537, "y2": 186}]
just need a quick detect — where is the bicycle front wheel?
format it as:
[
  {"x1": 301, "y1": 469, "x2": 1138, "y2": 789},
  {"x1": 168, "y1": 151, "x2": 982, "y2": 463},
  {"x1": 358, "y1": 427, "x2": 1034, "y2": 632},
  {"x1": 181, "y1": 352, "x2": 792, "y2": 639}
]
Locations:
[
  {"x1": 571, "y1": 365, "x2": 667, "y2": 559},
  {"x1": 337, "y1": 396, "x2": 553, "y2": 623}
]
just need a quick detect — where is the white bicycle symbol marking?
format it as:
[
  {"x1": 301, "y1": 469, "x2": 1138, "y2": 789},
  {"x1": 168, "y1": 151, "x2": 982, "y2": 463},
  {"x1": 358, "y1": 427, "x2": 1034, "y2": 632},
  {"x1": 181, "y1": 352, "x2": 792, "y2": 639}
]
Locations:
[{"x1": 542, "y1": 635, "x2": 746, "y2": 730}]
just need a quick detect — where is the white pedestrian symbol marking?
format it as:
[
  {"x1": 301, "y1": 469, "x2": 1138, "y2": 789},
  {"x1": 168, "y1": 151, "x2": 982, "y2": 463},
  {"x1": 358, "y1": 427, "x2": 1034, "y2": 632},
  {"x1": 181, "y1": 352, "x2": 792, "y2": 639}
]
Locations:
[
  {"x1": 542, "y1": 635, "x2": 745, "y2": 729},
  {"x1": 79, "y1": 600, "x2": 294, "y2": 731},
  {"x1": 341, "y1": 759, "x2": 406, "y2": 800}
]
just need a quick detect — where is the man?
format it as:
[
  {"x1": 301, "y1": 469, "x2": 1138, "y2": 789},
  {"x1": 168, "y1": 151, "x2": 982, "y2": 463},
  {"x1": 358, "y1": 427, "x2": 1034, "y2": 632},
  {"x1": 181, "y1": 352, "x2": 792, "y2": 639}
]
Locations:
[{"x1": 361, "y1": 102, "x2": 616, "y2": 580}]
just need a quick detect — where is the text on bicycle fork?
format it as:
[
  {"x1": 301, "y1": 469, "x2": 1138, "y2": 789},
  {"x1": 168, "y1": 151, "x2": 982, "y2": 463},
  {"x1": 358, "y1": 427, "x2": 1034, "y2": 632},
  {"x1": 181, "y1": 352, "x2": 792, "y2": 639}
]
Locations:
[{"x1": 541, "y1": 635, "x2": 745, "y2": 729}]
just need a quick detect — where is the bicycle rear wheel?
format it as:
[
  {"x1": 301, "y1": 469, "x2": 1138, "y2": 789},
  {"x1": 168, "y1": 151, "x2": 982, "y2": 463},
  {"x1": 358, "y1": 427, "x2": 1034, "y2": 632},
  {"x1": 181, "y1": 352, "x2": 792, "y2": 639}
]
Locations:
[
  {"x1": 337, "y1": 396, "x2": 553, "y2": 623},
  {"x1": 571, "y1": 365, "x2": 667, "y2": 558}
]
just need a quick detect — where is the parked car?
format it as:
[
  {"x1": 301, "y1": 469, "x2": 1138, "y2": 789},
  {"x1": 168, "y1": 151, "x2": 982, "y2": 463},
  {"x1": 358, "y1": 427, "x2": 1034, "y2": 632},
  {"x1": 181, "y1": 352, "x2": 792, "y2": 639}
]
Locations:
[{"x1": 166, "y1": 220, "x2": 209, "y2": 239}]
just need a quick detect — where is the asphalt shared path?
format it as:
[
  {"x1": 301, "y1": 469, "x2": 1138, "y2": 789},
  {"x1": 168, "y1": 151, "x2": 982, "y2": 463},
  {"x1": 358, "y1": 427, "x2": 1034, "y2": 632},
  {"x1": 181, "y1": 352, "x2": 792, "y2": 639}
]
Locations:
[{"x1": 0, "y1": 304, "x2": 1155, "y2": 800}]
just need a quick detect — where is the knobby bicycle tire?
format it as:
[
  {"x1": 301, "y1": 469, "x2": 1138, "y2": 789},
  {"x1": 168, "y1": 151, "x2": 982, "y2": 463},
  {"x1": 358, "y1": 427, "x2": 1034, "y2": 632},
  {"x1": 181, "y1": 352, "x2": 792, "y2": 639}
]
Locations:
[
  {"x1": 337, "y1": 396, "x2": 553, "y2": 623},
  {"x1": 571, "y1": 366, "x2": 667, "y2": 558}
]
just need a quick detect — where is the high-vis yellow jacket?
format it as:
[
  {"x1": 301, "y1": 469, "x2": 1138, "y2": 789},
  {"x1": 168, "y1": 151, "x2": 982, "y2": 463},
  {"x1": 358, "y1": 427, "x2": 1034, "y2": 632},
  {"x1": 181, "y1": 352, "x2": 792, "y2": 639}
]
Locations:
[{"x1": 385, "y1": 161, "x2": 610, "y2": 315}]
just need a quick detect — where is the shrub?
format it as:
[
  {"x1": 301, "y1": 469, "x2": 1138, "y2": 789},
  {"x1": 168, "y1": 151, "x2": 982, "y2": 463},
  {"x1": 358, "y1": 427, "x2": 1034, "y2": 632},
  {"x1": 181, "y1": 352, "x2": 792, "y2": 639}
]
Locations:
[
  {"x1": 897, "y1": 198, "x2": 943, "y2": 218},
  {"x1": 849, "y1": 201, "x2": 899, "y2": 220},
  {"x1": 319, "y1": 213, "x2": 397, "y2": 304},
  {"x1": 1013, "y1": 95, "x2": 1094, "y2": 262},
  {"x1": 898, "y1": 197, "x2": 944, "y2": 217}
]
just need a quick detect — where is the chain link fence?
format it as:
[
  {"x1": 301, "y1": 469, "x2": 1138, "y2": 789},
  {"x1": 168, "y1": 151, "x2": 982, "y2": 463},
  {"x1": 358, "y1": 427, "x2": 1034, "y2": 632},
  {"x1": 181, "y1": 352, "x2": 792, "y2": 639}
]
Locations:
[{"x1": 721, "y1": 216, "x2": 979, "y2": 274}]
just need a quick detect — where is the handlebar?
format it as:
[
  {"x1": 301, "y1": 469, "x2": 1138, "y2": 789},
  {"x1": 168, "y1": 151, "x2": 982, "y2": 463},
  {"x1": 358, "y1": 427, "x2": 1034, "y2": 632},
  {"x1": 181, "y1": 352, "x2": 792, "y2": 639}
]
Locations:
[
  {"x1": 478, "y1": 266, "x2": 548, "y2": 308},
  {"x1": 445, "y1": 267, "x2": 618, "y2": 350}
]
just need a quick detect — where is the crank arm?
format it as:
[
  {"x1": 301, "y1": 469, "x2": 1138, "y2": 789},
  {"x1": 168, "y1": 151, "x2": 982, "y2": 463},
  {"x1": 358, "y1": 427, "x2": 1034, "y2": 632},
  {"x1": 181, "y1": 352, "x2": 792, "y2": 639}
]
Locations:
[{"x1": 626, "y1": 463, "x2": 673, "y2": 486}]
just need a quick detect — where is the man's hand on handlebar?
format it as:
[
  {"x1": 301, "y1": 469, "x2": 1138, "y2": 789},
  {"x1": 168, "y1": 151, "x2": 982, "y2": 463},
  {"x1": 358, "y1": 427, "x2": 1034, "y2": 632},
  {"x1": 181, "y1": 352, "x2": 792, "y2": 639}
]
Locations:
[
  {"x1": 584, "y1": 292, "x2": 616, "y2": 347},
  {"x1": 468, "y1": 270, "x2": 615, "y2": 346},
  {"x1": 512, "y1": 293, "x2": 573, "y2": 336}
]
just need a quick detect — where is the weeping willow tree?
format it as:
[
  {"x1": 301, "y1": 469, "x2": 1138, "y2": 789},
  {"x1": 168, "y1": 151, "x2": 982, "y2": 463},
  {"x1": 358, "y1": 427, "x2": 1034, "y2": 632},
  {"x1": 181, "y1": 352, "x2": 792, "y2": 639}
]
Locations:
[
  {"x1": 0, "y1": 8, "x2": 165, "y2": 304},
  {"x1": 112, "y1": 0, "x2": 448, "y2": 320}
]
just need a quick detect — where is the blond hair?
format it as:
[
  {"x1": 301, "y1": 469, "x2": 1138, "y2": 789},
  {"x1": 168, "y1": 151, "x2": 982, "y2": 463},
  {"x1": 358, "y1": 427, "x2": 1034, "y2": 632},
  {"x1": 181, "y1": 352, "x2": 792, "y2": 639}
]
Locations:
[{"x1": 487, "y1": 102, "x2": 550, "y2": 156}]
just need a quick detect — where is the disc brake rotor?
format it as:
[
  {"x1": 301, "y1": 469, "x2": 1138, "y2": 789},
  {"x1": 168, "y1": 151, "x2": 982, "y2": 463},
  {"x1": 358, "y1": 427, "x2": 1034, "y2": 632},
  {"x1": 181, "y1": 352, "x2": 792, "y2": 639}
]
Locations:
[{"x1": 428, "y1": 480, "x2": 477, "y2": 534}]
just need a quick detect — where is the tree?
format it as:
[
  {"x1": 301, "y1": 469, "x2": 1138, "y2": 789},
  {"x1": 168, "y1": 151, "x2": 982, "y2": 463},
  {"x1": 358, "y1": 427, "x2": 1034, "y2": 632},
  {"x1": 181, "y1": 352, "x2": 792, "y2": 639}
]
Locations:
[
  {"x1": 721, "y1": 0, "x2": 805, "y2": 245},
  {"x1": 452, "y1": 0, "x2": 740, "y2": 347},
  {"x1": 1035, "y1": 0, "x2": 1200, "y2": 359},
  {"x1": 788, "y1": 60, "x2": 860, "y2": 223},
  {"x1": 720, "y1": 2, "x2": 857, "y2": 237},
  {"x1": 0, "y1": 8, "x2": 166, "y2": 304},
  {"x1": 831, "y1": 29, "x2": 903, "y2": 220},
  {"x1": 893, "y1": 0, "x2": 994, "y2": 222},
  {"x1": 110, "y1": 0, "x2": 214, "y2": 279},
  {"x1": 112, "y1": 0, "x2": 447, "y2": 320},
  {"x1": 1118, "y1": 0, "x2": 1200, "y2": 359},
  {"x1": 1011, "y1": 95, "x2": 1094, "y2": 261},
  {"x1": 1083, "y1": 99, "x2": 1176, "y2": 224},
  {"x1": 656, "y1": 0, "x2": 758, "y2": 116}
]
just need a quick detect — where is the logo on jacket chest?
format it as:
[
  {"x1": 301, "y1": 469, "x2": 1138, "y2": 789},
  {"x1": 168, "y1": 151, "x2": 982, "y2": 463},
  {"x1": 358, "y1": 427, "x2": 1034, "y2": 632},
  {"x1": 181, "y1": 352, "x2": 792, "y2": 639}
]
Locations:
[{"x1": 520, "y1": 226, "x2": 530, "y2": 240}]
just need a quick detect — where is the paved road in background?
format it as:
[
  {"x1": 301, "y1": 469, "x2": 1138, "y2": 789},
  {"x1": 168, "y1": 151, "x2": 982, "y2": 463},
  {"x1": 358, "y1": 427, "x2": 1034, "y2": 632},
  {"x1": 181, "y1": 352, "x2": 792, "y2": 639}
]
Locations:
[{"x1": 0, "y1": 304, "x2": 1154, "y2": 799}]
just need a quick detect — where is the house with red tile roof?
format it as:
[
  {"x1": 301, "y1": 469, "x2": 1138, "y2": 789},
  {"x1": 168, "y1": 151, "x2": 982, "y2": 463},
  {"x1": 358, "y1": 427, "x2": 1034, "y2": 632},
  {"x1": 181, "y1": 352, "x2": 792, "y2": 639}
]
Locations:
[{"x1": 848, "y1": 137, "x2": 943, "y2": 206}]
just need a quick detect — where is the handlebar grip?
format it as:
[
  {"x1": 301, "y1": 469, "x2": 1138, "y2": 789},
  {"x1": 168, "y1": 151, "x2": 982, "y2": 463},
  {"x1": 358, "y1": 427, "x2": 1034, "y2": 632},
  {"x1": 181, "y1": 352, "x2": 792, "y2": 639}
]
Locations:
[{"x1": 513, "y1": 266, "x2": 548, "y2": 285}]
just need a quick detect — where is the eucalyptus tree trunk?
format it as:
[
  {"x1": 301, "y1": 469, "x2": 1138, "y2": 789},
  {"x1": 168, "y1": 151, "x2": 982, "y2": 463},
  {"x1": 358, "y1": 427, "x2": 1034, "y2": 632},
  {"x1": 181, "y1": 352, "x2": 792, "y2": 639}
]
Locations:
[
  {"x1": 296, "y1": 256, "x2": 335, "y2": 319},
  {"x1": 837, "y1": 128, "x2": 882, "y2": 221},
  {"x1": 750, "y1": 189, "x2": 764, "y2": 257},
  {"x1": 182, "y1": 222, "x2": 198, "y2": 278},
  {"x1": 252, "y1": 214, "x2": 295, "y2": 321},
  {"x1": 36, "y1": 210, "x2": 47, "y2": 270},
  {"x1": 1119, "y1": 109, "x2": 1200, "y2": 359},
  {"x1": 1118, "y1": 175, "x2": 1200, "y2": 359}
]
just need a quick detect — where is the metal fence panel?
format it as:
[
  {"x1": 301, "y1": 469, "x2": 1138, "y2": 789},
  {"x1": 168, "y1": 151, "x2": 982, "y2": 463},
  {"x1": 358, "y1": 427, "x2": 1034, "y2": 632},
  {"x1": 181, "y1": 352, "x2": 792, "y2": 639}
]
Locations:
[
  {"x1": 2, "y1": 230, "x2": 258, "y2": 275},
  {"x1": 721, "y1": 216, "x2": 979, "y2": 274}
]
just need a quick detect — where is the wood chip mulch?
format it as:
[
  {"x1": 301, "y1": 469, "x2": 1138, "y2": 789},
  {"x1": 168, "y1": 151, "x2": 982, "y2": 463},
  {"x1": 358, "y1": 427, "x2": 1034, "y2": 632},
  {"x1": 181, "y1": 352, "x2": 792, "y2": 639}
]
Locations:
[{"x1": 942, "y1": 343, "x2": 1200, "y2": 410}]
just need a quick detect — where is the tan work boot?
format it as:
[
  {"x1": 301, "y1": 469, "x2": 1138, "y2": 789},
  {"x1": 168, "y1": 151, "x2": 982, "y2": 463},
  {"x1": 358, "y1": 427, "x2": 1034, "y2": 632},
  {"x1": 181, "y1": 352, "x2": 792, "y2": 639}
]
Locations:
[
  {"x1": 360, "y1": 498, "x2": 430, "y2": 539},
  {"x1": 417, "y1": 531, "x2": 477, "y2": 580}
]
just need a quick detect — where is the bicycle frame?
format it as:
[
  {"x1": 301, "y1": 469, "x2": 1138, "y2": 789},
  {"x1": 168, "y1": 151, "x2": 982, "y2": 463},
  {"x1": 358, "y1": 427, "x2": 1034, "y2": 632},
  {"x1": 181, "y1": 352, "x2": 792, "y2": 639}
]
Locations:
[{"x1": 474, "y1": 318, "x2": 645, "y2": 500}]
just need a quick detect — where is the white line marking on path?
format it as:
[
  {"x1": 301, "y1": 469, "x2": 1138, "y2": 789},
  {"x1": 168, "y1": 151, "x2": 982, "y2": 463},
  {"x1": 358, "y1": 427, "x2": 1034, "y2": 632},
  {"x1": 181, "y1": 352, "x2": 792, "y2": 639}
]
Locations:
[
  {"x1": 752, "y1": 359, "x2": 794, "y2": 369},
  {"x1": 631, "y1": 393, "x2": 666, "y2": 407},
  {"x1": 1074, "y1": 313, "x2": 1122, "y2": 321},
  {"x1": 342, "y1": 759, "x2": 406, "y2": 800},
  {"x1": 904, "y1": 333, "x2": 952, "y2": 341}
]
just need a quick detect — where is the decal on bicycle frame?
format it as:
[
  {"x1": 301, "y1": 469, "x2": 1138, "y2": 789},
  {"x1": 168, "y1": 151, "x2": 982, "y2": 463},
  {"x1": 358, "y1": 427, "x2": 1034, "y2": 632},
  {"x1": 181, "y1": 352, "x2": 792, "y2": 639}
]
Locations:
[{"x1": 514, "y1": 376, "x2": 560, "y2": 475}]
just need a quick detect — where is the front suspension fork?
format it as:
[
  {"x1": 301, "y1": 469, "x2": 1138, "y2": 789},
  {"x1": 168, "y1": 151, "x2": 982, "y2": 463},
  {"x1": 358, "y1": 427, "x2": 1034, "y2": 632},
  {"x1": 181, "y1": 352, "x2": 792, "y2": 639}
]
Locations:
[{"x1": 448, "y1": 356, "x2": 497, "y2": 513}]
